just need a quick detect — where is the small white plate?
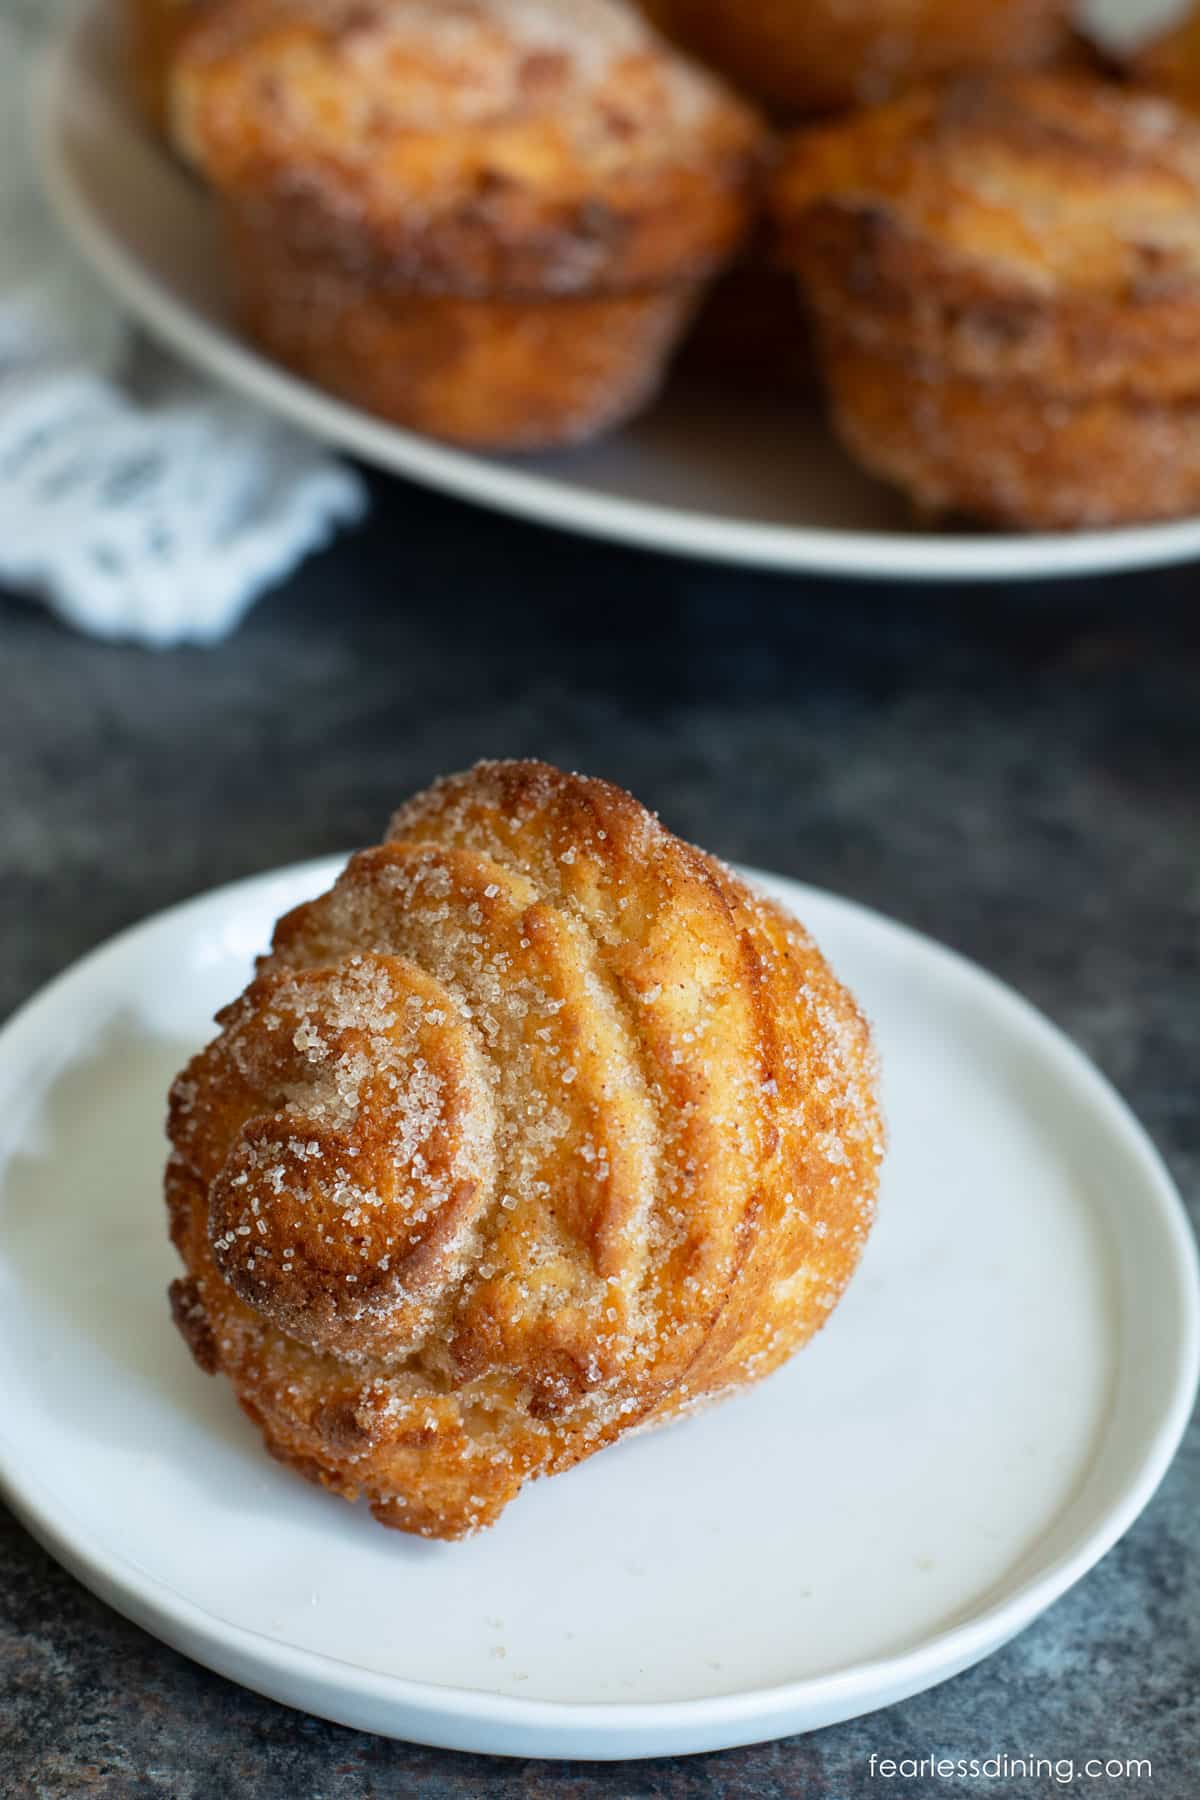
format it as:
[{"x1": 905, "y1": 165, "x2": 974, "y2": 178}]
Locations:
[
  {"x1": 34, "y1": 2, "x2": 1200, "y2": 585},
  {"x1": 0, "y1": 856, "x2": 1195, "y2": 1759}
]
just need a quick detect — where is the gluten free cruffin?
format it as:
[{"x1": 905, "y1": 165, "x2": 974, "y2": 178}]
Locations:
[
  {"x1": 166, "y1": 762, "x2": 883, "y2": 1540},
  {"x1": 169, "y1": 0, "x2": 765, "y2": 448},
  {"x1": 772, "y1": 72, "x2": 1200, "y2": 527}
]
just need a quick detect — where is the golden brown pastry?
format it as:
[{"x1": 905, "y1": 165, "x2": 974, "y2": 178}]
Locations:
[
  {"x1": 821, "y1": 341, "x2": 1200, "y2": 531},
  {"x1": 170, "y1": 0, "x2": 765, "y2": 450},
  {"x1": 166, "y1": 761, "x2": 884, "y2": 1540},
  {"x1": 638, "y1": 0, "x2": 1071, "y2": 119},
  {"x1": 773, "y1": 72, "x2": 1200, "y2": 528}
]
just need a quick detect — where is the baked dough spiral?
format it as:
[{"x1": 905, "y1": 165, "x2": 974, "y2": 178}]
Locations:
[{"x1": 167, "y1": 761, "x2": 883, "y2": 1538}]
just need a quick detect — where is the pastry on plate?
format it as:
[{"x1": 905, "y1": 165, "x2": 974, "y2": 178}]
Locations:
[
  {"x1": 166, "y1": 761, "x2": 884, "y2": 1540},
  {"x1": 637, "y1": 0, "x2": 1071, "y2": 118},
  {"x1": 170, "y1": 0, "x2": 765, "y2": 451},
  {"x1": 773, "y1": 72, "x2": 1200, "y2": 528}
]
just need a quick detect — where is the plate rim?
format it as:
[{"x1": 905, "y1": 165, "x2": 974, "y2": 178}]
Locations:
[
  {"x1": 0, "y1": 852, "x2": 1196, "y2": 1756},
  {"x1": 33, "y1": 6, "x2": 1200, "y2": 587}
]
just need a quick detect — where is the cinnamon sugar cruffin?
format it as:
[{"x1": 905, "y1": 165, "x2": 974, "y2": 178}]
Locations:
[
  {"x1": 168, "y1": 0, "x2": 764, "y2": 447},
  {"x1": 166, "y1": 762, "x2": 884, "y2": 1540},
  {"x1": 772, "y1": 72, "x2": 1200, "y2": 528}
]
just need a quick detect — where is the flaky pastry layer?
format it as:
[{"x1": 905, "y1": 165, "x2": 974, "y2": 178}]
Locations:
[
  {"x1": 774, "y1": 75, "x2": 1200, "y2": 401},
  {"x1": 224, "y1": 208, "x2": 703, "y2": 447},
  {"x1": 821, "y1": 335, "x2": 1200, "y2": 529},
  {"x1": 773, "y1": 71, "x2": 1200, "y2": 527},
  {"x1": 166, "y1": 761, "x2": 883, "y2": 1538}
]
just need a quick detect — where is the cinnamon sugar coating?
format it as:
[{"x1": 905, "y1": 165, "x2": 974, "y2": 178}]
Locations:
[
  {"x1": 166, "y1": 761, "x2": 884, "y2": 1539},
  {"x1": 171, "y1": 0, "x2": 764, "y2": 296},
  {"x1": 772, "y1": 72, "x2": 1200, "y2": 527},
  {"x1": 821, "y1": 339, "x2": 1200, "y2": 530},
  {"x1": 169, "y1": 0, "x2": 763, "y2": 447},
  {"x1": 225, "y1": 233, "x2": 702, "y2": 449}
]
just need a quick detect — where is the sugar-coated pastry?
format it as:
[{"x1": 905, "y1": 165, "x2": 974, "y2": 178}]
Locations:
[
  {"x1": 170, "y1": 0, "x2": 765, "y2": 450},
  {"x1": 166, "y1": 761, "x2": 884, "y2": 1540},
  {"x1": 638, "y1": 0, "x2": 1071, "y2": 118},
  {"x1": 820, "y1": 340, "x2": 1200, "y2": 531},
  {"x1": 773, "y1": 72, "x2": 1200, "y2": 528}
]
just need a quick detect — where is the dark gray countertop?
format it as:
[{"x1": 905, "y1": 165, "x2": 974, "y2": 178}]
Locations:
[{"x1": 2, "y1": 474, "x2": 1197, "y2": 1799}]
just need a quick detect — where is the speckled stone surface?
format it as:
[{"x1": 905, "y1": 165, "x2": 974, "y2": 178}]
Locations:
[{"x1": 1, "y1": 475, "x2": 1197, "y2": 1799}]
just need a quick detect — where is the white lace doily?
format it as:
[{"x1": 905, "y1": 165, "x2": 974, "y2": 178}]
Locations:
[{"x1": 0, "y1": 1, "x2": 366, "y2": 647}]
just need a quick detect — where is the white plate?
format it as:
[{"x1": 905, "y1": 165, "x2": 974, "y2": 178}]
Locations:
[
  {"x1": 34, "y1": 2, "x2": 1200, "y2": 585},
  {"x1": 0, "y1": 855, "x2": 1195, "y2": 1759}
]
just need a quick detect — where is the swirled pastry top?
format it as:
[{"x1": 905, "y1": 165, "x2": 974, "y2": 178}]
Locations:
[
  {"x1": 776, "y1": 74, "x2": 1200, "y2": 299},
  {"x1": 171, "y1": 0, "x2": 765, "y2": 294},
  {"x1": 773, "y1": 73, "x2": 1200, "y2": 400},
  {"x1": 165, "y1": 761, "x2": 883, "y2": 1538}
]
